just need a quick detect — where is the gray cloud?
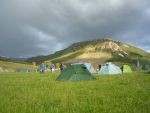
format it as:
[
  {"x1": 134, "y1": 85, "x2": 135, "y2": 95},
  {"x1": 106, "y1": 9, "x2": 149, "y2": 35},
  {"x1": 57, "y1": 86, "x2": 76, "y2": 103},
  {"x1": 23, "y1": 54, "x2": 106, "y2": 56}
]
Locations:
[{"x1": 0, "y1": 0, "x2": 150, "y2": 57}]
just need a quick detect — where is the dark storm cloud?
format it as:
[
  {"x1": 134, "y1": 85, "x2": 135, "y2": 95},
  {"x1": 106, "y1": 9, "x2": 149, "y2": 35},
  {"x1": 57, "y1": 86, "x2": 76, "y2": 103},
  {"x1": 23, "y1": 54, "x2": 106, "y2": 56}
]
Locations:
[{"x1": 0, "y1": 0, "x2": 150, "y2": 57}]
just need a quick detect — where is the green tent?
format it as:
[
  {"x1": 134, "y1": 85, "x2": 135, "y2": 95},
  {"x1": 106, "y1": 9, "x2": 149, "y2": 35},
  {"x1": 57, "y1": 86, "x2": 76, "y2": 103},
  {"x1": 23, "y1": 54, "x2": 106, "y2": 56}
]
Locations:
[
  {"x1": 123, "y1": 65, "x2": 132, "y2": 73},
  {"x1": 56, "y1": 64, "x2": 94, "y2": 81}
]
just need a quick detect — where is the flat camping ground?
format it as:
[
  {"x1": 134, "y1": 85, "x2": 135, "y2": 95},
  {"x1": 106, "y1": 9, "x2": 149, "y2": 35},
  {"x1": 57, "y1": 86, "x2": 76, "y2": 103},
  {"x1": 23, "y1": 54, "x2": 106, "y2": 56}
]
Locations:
[{"x1": 0, "y1": 72, "x2": 150, "y2": 113}]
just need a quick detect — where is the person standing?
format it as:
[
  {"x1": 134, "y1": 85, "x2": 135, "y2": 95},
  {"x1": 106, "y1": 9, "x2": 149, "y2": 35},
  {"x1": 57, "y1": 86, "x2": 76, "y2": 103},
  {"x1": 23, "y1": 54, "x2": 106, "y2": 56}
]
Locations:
[
  {"x1": 59, "y1": 63, "x2": 64, "y2": 71},
  {"x1": 98, "y1": 64, "x2": 101, "y2": 71},
  {"x1": 50, "y1": 64, "x2": 56, "y2": 72},
  {"x1": 40, "y1": 63, "x2": 46, "y2": 74}
]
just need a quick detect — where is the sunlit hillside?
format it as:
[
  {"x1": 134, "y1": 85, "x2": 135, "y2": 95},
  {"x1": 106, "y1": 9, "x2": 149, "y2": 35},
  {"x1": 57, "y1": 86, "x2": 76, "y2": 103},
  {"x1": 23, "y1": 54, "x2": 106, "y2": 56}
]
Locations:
[{"x1": 27, "y1": 39, "x2": 150, "y2": 67}]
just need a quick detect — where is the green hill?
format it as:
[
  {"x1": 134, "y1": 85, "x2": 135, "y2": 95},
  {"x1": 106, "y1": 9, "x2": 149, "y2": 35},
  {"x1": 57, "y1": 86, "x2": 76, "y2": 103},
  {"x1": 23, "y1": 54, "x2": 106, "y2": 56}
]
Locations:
[
  {"x1": 0, "y1": 56, "x2": 37, "y2": 71},
  {"x1": 27, "y1": 38, "x2": 150, "y2": 67}
]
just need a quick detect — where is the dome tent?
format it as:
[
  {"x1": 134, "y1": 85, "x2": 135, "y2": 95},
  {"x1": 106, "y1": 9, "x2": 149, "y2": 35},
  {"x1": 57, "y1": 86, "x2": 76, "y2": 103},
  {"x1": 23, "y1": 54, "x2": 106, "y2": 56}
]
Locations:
[
  {"x1": 71, "y1": 62, "x2": 96, "y2": 73},
  {"x1": 122, "y1": 65, "x2": 132, "y2": 73},
  {"x1": 98, "y1": 62, "x2": 122, "y2": 75},
  {"x1": 56, "y1": 64, "x2": 95, "y2": 81}
]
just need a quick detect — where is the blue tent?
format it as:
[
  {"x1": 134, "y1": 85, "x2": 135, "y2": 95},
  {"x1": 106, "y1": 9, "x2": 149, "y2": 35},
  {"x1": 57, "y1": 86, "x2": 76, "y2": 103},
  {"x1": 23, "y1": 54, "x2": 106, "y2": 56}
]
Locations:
[
  {"x1": 71, "y1": 62, "x2": 96, "y2": 73},
  {"x1": 98, "y1": 62, "x2": 122, "y2": 75}
]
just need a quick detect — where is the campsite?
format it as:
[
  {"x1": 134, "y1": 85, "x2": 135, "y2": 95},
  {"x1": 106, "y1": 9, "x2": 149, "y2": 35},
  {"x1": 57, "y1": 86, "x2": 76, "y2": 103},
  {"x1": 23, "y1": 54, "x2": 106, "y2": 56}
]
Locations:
[
  {"x1": 0, "y1": 39, "x2": 150, "y2": 113},
  {"x1": 1, "y1": 0, "x2": 150, "y2": 112}
]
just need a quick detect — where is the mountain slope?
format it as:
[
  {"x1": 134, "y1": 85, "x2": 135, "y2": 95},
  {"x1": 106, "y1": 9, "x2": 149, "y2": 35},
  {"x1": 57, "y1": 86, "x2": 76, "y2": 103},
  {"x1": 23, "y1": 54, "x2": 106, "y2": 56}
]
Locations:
[{"x1": 27, "y1": 39, "x2": 150, "y2": 66}]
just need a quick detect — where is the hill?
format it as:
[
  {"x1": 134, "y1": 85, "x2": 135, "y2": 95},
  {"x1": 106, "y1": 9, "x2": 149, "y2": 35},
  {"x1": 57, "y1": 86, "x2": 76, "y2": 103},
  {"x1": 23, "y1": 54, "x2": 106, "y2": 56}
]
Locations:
[
  {"x1": 0, "y1": 56, "x2": 37, "y2": 71},
  {"x1": 27, "y1": 38, "x2": 150, "y2": 67}
]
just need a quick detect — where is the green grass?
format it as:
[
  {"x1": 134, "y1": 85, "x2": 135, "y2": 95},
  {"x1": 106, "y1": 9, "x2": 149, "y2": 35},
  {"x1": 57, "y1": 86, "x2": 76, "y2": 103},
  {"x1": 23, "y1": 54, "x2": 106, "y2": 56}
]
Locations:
[
  {"x1": 50, "y1": 50, "x2": 83, "y2": 63},
  {"x1": 0, "y1": 72, "x2": 150, "y2": 113},
  {"x1": 122, "y1": 44, "x2": 150, "y2": 59}
]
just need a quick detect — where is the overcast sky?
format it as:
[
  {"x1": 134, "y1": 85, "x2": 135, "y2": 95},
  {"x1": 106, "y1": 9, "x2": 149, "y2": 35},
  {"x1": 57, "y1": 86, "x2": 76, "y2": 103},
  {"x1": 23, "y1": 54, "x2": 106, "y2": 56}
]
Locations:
[{"x1": 0, "y1": 0, "x2": 150, "y2": 58}]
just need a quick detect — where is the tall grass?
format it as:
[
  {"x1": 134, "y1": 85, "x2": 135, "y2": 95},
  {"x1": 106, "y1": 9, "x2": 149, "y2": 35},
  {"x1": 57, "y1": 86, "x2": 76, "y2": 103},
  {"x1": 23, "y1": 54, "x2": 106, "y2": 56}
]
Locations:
[{"x1": 0, "y1": 72, "x2": 150, "y2": 113}]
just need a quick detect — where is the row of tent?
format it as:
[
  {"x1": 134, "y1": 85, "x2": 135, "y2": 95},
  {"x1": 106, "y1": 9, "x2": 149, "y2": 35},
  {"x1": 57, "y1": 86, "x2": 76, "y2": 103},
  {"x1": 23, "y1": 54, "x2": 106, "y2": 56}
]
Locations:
[
  {"x1": 99, "y1": 63, "x2": 132, "y2": 74},
  {"x1": 72, "y1": 62, "x2": 132, "y2": 74},
  {"x1": 56, "y1": 62, "x2": 133, "y2": 81}
]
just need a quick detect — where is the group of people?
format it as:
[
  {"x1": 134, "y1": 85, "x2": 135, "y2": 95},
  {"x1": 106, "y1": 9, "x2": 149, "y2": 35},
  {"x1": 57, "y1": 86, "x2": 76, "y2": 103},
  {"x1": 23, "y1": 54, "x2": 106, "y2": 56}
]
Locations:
[{"x1": 39, "y1": 63, "x2": 65, "y2": 73}]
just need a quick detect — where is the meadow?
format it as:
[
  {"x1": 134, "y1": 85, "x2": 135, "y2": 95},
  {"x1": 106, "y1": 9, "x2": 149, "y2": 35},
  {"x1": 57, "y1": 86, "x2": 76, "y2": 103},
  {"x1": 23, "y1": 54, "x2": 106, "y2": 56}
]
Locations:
[{"x1": 0, "y1": 72, "x2": 150, "y2": 113}]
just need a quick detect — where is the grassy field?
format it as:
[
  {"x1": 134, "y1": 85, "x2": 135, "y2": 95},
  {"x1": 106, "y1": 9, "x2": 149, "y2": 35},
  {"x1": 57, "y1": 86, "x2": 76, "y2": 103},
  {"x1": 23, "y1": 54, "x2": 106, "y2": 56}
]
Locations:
[{"x1": 0, "y1": 72, "x2": 150, "y2": 113}]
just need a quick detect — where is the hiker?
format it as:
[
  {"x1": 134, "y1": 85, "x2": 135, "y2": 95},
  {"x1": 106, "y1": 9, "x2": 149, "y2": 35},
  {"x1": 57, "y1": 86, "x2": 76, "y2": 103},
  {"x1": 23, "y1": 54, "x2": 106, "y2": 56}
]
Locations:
[
  {"x1": 50, "y1": 64, "x2": 52, "y2": 72},
  {"x1": 50, "y1": 64, "x2": 55, "y2": 72},
  {"x1": 121, "y1": 66, "x2": 123, "y2": 72},
  {"x1": 40, "y1": 63, "x2": 46, "y2": 74},
  {"x1": 98, "y1": 64, "x2": 101, "y2": 71},
  {"x1": 59, "y1": 63, "x2": 65, "y2": 71}
]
